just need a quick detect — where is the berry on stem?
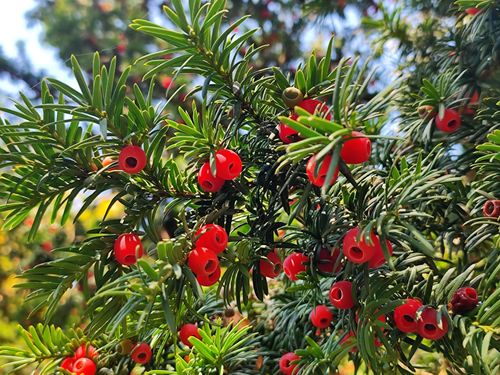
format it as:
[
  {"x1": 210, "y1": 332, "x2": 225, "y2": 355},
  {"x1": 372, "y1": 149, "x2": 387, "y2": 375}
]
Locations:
[
  {"x1": 131, "y1": 342, "x2": 152, "y2": 364},
  {"x1": 72, "y1": 357, "x2": 97, "y2": 375},
  {"x1": 306, "y1": 154, "x2": 340, "y2": 187},
  {"x1": 196, "y1": 265, "x2": 221, "y2": 286},
  {"x1": 279, "y1": 352, "x2": 300, "y2": 375},
  {"x1": 434, "y1": 109, "x2": 461, "y2": 133},
  {"x1": 342, "y1": 227, "x2": 375, "y2": 264},
  {"x1": 259, "y1": 250, "x2": 282, "y2": 278},
  {"x1": 215, "y1": 149, "x2": 242, "y2": 180},
  {"x1": 417, "y1": 307, "x2": 449, "y2": 340},
  {"x1": 316, "y1": 247, "x2": 342, "y2": 273},
  {"x1": 298, "y1": 99, "x2": 331, "y2": 120},
  {"x1": 178, "y1": 323, "x2": 201, "y2": 347},
  {"x1": 393, "y1": 298, "x2": 423, "y2": 333},
  {"x1": 74, "y1": 344, "x2": 98, "y2": 361},
  {"x1": 187, "y1": 247, "x2": 219, "y2": 276},
  {"x1": 118, "y1": 145, "x2": 147, "y2": 174},
  {"x1": 450, "y1": 287, "x2": 479, "y2": 314},
  {"x1": 310, "y1": 305, "x2": 333, "y2": 329},
  {"x1": 60, "y1": 357, "x2": 75, "y2": 371},
  {"x1": 278, "y1": 123, "x2": 300, "y2": 144},
  {"x1": 482, "y1": 200, "x2": 500, "y2": 218},
  {"x1": 340, "y1": 131, "x2": 372, "y2": 164},
  {"x1": 283, "y1": 252, "x2": 308, "y2": 281},
  {"x1": 329, "y1": 280, "x2": 354, "y2": 309},
  {"x1": 114, "y1": 233, "x2": 144, "y2": 266},
  {"x1": 198, "y1": 162, "x2": 225, "y2": 193},
  {"x1": 195, "y1": 224, "x2": 228, "y2": 254}
]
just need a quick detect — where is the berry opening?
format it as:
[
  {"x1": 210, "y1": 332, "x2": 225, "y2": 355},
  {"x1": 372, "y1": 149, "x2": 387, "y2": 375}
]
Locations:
[
  {"x1": 273, "y1": 264, "x2": 282, "y2": 273},
  {"x1": 126, "y1": 157, "x2": 138, "y2": 168},
  {"x1": 424, "y1": 323, "x2": 436, "y2": 332},
  {"x1": 448, "y1": 120, "x2": 457, "y2": 128},
  {"x1": 320, "y1": 318, "x2": 328, "y2": 324},
  {"x1": 228, "y1": 162, "x2": 234, "y2": 171},
  {"x1": 403, "y1": 314, "x2": 414, "y2": 323},
  {"x1": 350, "y1": 246, "x2": 364, "y2": 259},
  {"x1": 333, "y1": 288, "x2": 342, "y2": 300},
  {"x1": 205, "y1": 260, "x2": 215, "y2": 272},
  {"x1": 204, "y1": 181, "x2": 213, "y2": 189},
  {"x1": 138, "y1": 352, "x2": 147, "y2": 360}
]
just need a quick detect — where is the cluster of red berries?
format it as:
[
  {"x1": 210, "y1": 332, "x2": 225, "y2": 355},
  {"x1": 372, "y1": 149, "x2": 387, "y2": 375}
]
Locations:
[
  {"x1": 178, "y1": 323, "x2": 202, "y2": 347},
  {"x1": 342, "y1": 227, "x2": 392, "y2": 268},
  {"x1": 394, "y1": 299, "x2": 449, "y2": 340},
  {"x1": 187, "y1": 224, "x2": 228, "y2": 286},
  {"x1": 278, "y1": 90, "x2": 372, "y2": 187},
  {"x1": 197, "y1": 149, "x2": 242, "y2": 192},
  {"x1": 114, "y1": 233, "x2": 144, "y2": 266},
  {"x1": 60, "y1": 344, "x2": 98, "y2": 375}
]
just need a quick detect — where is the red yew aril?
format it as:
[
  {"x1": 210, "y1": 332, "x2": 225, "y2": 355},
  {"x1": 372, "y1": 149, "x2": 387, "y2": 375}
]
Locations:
[
  {"x1": 60, "y1": 357, "x2": 75, "y2": 371},
  {"x1": 118, "y1": 145, "x2": 147, "y2": 174},
  {"x1": 329, "y1": 280, "x2": 354, "y2": 309},
  {"x1": 131, "y1": 342, "x2": 152, "y2": 364},
  {"x1": 465, "y1": 7, "x2": 480, "y2": 15},
  {"x1": 195, "y1": 224, "x2": 228, "y2": 254},
  {"x1": 316, "y1": 247, "x2": 342, "y2": 273},
  {"x1": 417, "y1": 307, "x2": 449, "y2": 340},
  {"x1": 298, "y1": 99, "x2": 331, "y2": 120},
  {"x1": 72, "y1": 358, "x2": 97, "y2": 375},
  {"x1": 450, "y1": 287, "x2": 479, "y2": 314},
  {"x1": 463, "y1": 91, "x2": 480, "y2": 115},
  {"x1": 198, "y1": 162, "x2": 225, "y2": 193},
  {"x1": 178, "y1": 323, "x2": 201, "y2": 347},
  {"x1": 279, "y1": 352, "x2": 300, "y2": 375},
  {"x1": 342, "y1": 227, "x2": 375, "y2": 264},
  {"x1": 187, "y1": 247, "x2": 219, "y2": 276},
  {"x1": 434, "y1": 109, "x2": 461, "y2": 133},
  {"x1": 340, "y1": 131, "x2": 372, "y2": 164},
  {"x1": 482, "y1": 200, "x2": 500, "y2": 218},
  {"x1": 393, "y1": 298, "x2": 423, "y2": 333},
  {"x1": 259, "y1": 250, "x2": 282, "y2": 278},
  {"x1": 215, "y1": 149, "x2": 242, "y2": 180},
  {"x1": 283, "y1": 252, "x2": 308, "y2": 281},
  {"x1": 196, "y1": 265, "x2": 221, "y2": 286},
  {"x1": 278, "y1": 123, "x2": 300, "y2": 144},
  {"x1": 114, "y1": 233, "x2": 144, "y2": 266},
  {"x1": 306, "y1": 154, "x2": 340, "y2": 187},
  {"x1": 310, "y1": 305, "x2": 333, "y2": 329}
]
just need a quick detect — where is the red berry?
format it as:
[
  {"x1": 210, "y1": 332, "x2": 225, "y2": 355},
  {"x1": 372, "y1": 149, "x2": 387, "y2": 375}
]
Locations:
[
  {"x1": 465, "y1": 7, "x2": 480, "y2": 15},
  {"x1": 195, "y1": 224, "x2": 228, "y2": 254},
  {"x1": 340, "y1": 131, "x2": 372, "y2": 164},
  {"x1": 283, "y1": 252, "x2": 308, "y2": 281},
  {"x1": 131, "y1": 342, "x2": 152, "y2": 364},
  {"x1": 215, "y1": 149, "x2": 242, "y2": 180},
  {"x1": 310, "y1": 305, "x2": 333, "y2": 329},
  {"x1": 450, "y1": 287, "x2": 478, "y2": 314},
  {"x1": 306, "y1": 154, "x2": 340, "y2": 187},
  {"x1": 187, "y1": 247, "x2": 219, "y2": 276},
  {"x1": 198, "y1": 162, "x2": 225, "y2": 193},
  {"x1": 60, "y1": 357, "x2": 75, "y2": 371},
  {"x1": 279, "y1": 352, "x2": 300, "y2": 375},
  {"x1": 72, "y1": 357, "x2": 96, "y2": 375},
  {"x1": 74, "y1": 344, "x2": 98, "y2": 361},
  {"x1": 259, "y1": 250, "x2": 282, "y2": 278},
  {"x1": 393, "y1": 298, "x2": 423, "y2": 333},
  {"x1": 278, "y1": 123, "x2": 300, "y2": 144},
  {"x1": 118, "y1": 145, "x2": 147, "y2": 174},
  {"x1": 329, "y1": 280, "x2": 354, "y2": 309},
  {"x1": 114, "y1": 233, "x2": 144, "y2": 266},
  {"x1": 482, "y1": 200, "x2": 500, "y2": 218},
  {"x1": 316, "y1": 248, "x2": 342, "y2": 273},
  {"x1": 196, "y1": 265, "x2": 221, "y2": 286},
  {"x1": 339, "y1": 331, "x2": 357, "y2": 352},
  {"x1": 342, "y1": 227, "x2": 375, "y2": 264},
  {"x1": 161, "y1": 76, "x2": 173, "y2": 89},
  {"x1": 368, "y1": 236, "x2": 393, "y2": 269},
  {"x1": 434, "y1": 109, "x2": 461, "y2": 133},
  {"x1": 116, "y1": 43, "x2": 126, "y2": 54},
  {"x1": 298, "y1": 99, "x2": 331, "y2": 120},
  {"x1": 416, "y1": 307, "x2": 449, "y2": 340},
  {"x1": 463, "y1": 91, "x2": 480, "y2": 115},
  {"x1": 178, "y1": 323, "x2": 201, "y2": 347}
]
